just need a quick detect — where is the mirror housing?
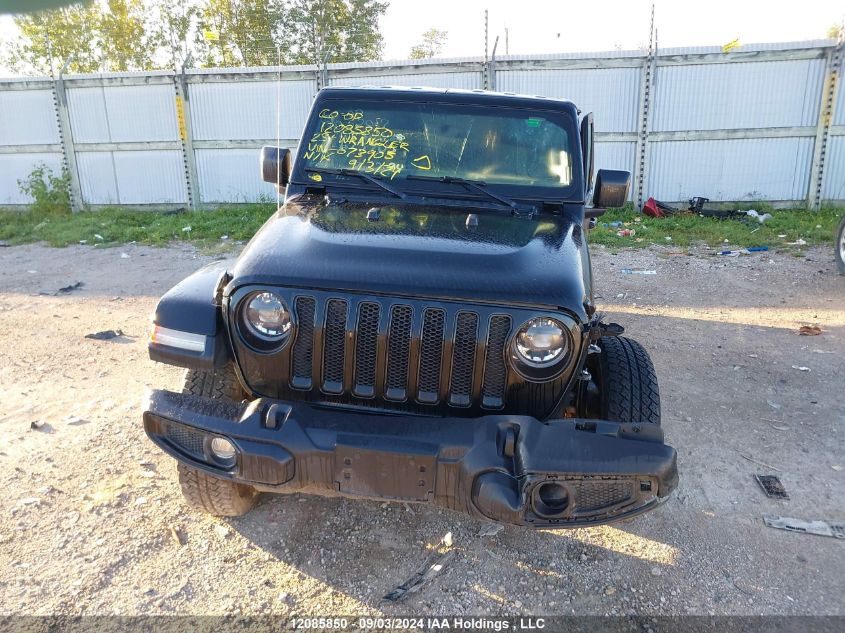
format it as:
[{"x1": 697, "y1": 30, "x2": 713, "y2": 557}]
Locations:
[
  {"x1": 592, "y1": 169, "x2": 630, "y2": 208},
  {"x1": 260, "y1": 146, "x2": 291, "y2": 187}
]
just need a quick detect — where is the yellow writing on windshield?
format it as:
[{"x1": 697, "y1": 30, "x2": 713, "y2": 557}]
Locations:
[{"x1": 303, "y1": 109, "x2": 413, "y2": 180}]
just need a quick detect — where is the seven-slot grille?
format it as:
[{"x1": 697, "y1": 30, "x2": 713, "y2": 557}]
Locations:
[{"x1": 289, "y1": 296, "x2": 512, "y2": 409}]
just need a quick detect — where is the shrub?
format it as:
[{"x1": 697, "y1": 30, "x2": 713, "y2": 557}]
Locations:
[{"x1": 17, "y1": 163, "x2": 72, "y2": 215}]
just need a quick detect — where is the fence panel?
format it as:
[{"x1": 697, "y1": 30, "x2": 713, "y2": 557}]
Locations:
[
  {"x1": 187, "y1": 72, "x2": 316, "y2": 202},
  {"x1": 1, "y1": 41, "x2": 843, "y2": 207},
  {"x1": 0, "y1": 84, "x2": 63, "y2": 205},
  {"x1": 648, "y1": 137, "x2": 815, "y2": 202},
  {"x1": 651, "y1": 59, "x2": 825, "y2": 131}
]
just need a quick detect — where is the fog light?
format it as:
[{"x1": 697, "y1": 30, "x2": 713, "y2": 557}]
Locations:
[
  {"x1": 209, "y1": 437, "x2": 237, "y2": 464},
  {"x1": 532, "y1": 481, "x2": 569, "y2": 518}
]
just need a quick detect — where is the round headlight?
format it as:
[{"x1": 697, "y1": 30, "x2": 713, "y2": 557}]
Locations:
[
  {"x1": 514, "y1": 317, "x2": 568, "y2": 367},
  {"x1": 239, "y1": 291, "x2": 291, "y2": 350}
]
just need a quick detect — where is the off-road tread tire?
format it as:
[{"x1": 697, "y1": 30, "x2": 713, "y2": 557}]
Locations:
[
  {"x1": 177, "y1": 463, "x2": 257, "y2": 516},
  {"x1": 182, "y1": 364, "x2": 245, "y2": 401},
  {"x1": 598, "y1": 336, "x2": 661, "y2": 426}
]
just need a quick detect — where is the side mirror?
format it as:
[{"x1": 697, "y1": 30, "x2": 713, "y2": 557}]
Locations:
[
  {"x1": 260, "y1": 146, "x2": 291, "y2": 187},
  {"x1": 592, "y1": 169, "x2": 630, "y2": 208}
]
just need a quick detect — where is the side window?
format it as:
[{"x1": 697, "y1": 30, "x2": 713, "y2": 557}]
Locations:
[{"x1": 580, "y1": 113, "x2": 594, "y2": 194}]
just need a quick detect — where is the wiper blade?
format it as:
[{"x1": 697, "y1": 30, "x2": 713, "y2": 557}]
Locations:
[
  {"x1": 406, "y1": 174, "x2": 520, "y2": 211},
  {"x1": 304, "y1": 167, "x2": 405, "y2": 199}
]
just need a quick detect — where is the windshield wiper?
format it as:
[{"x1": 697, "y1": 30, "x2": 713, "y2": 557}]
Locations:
[
  {"x1": 304, "y1": 167, "x2": 406, "y2": 199},
  {"x1": 405, "y1": 174, "x2": 522, "y2": 212}
]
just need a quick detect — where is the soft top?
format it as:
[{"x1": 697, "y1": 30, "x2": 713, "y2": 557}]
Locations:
[{"x1": 316, "y1": 86, "x2": 580, "y2": 114}]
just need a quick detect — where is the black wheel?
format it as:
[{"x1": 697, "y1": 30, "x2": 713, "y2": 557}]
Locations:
[
  {"x1": 178, "y1": 364, "x2": 257, "y2": 516},
  {"x1": 177, "y1": 463, "x2": 257, "y2": 517},
  {"x1": 836, "y1": 213, "x2": 845, "y2": 275},
  {"x1": 584, "y1": 336, "x2": 661, "y2": 425}
]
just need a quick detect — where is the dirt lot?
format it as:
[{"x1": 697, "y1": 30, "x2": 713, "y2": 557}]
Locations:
[{"x1": 0, "y1": 242, "x2": 843, "y2": 617}]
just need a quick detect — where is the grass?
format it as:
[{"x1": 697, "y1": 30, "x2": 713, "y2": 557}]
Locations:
[
  {"x1": 0, "y1": 204, "x2": 276, "y2": 248},
  {"x1": 588, "y1": 204, "x2": 843, "y2": 251},
  {"x1": 0, "y1": 202, "x2": 841, "y2": 252}
]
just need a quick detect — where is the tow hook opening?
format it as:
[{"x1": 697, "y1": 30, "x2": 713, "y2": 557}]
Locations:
[{"x1": 531, "y1": 481, "x2": 570, "y2": 518}]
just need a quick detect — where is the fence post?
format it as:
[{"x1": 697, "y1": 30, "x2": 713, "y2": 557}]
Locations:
[
  {"x1": 174, "y1": 69, "x2": 200, "y2": 209},
  {"x1": 808, "y1": 41, "x2": 842, "y2": 210},
  {"x1": 53, "y1": 72, "x2": 83, "y2": 212},
  {"x1": 634, "y1": 49, "x2": 656, "y2": 210}
]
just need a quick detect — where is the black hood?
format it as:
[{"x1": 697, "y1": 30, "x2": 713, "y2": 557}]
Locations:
[{"x1": 230, "y1": 199, "x2": 590, "y2": 319}]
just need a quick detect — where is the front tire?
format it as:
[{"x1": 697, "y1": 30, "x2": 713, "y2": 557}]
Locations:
[
  {"x1": 177, "y1": 364, "x2": 257, "y2": 517},
  {"x1": 586, "y1": 336, "x2": 661, "y2": 425},
  {"x1": 177, "y1": 463, "x2": 257, "y2": 517}
]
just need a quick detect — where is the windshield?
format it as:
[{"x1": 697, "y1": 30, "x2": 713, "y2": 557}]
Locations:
[{"x1": 294, "y1": 98, "x2": 581, "y2": 200}]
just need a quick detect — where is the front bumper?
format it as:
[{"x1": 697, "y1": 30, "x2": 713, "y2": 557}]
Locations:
[{"x1": 142, "y1": 390, "x2": 678, "y2": 527}]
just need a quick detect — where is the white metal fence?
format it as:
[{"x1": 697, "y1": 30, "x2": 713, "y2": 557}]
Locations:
[{"x1": 1, "y1": 39, "x2": 843, "y2": 210}]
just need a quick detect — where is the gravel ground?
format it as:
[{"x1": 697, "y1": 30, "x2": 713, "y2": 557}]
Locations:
[{"x1": 0, "y1": 242, "x2": 843, "y2": 617}]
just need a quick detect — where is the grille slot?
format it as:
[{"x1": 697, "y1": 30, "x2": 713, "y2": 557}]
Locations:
[
  {"x1": 291, "y1": 296, "x2": 316, "y2": 390},
  {"x1": 385, "y1": 305, "x2": 413, "y2": 401},
  {"x1": 322, "y1": 299, "x2": 348, "y2": 394},
  {"x1": 417, "y1": 308, "x2": 446, "y2": 404},
  {"x1": 353, "y1": 302, "x2": 380, "y2": 397},
  {"x1": 449, "y1": 312, "x2": 479, "y2": 407},
  {"x1": 482, "y1": 315, "x2": 511, "y2": 408}
]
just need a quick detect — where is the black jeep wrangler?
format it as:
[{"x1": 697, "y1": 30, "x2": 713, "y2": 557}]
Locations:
[{"x1": 142, "y1": 87, "x2": 677, "y2": 527}]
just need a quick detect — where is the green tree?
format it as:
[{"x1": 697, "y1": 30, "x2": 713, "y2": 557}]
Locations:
[
  {"x1": 8, "y1": 0, "x2": 156, "y2": 75},
  {"x1": 280, "y1": 0, "x2": 387, "y2": 65},
  {"x1": 196, "y1": 0, "x2": 286, "y2": 67},
  {"x1": 99, "y1": 0, "x2": 152, "y2": 72},
  {"x1": 8, "y1": 1, "x2": 103, "y2": 74},
  {"x1": 149, "y1": 0, "x2": 203, "y2": 68},
  {"x1": 827, "y1": 24, "x2": 844, "y2": 40},
  {"x1": 409, "y1": 27, "x2": 447, "y2": 59}
]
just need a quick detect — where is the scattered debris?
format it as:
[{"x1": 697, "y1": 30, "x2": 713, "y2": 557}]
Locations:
[
  {"x1": 85, "y1": 329, "x2": 124, "y2": 340},
  {"x1": 170, "y1": 526, "x2": 187, "y2": 546},
  {"x1": 56, "y1": 281, "x2": 84, "y2": 294},
  {"x1": 616, "y1": 228, "x2": 636, "y2": 237},
  {"x1": 29, "y1": 420, "x2": 52, "y2": 433},
  {"x1": 744, "y1": 209, "x2": 772, "y2": 223},
  {"x1": 740, "y1": 453, "x2": 781, "y2": 472},
  {"x1": 798, "y1": 325, "x2": 822, "y2": 336},
  {"x1": 831, "y1": 465, "x2": 843, "y2": 472},
  {"x1": 791, "y1": 365, "x2": 811, "y2": 372},
  {"x1": 383, "y1": 533, "x2": 455, "y2": 602},
  {"x1": 787, "y1": 238, "x2": 807, "y2": 246},
  {"x1": 478, "y1": 523, "x2": 504, "y2": 537},
  {"x1": 182, "y1": 226, "x2": 192, "y2": 232},
  {"x1": 94, "y1": 234, "x2": 104, "y2": 241},
  {"x1": 214, "y1": 524, "x2": 231, "y2": 539},
  {"x1": 763, "y1": 514, "x2": 845, "y2": 539},
  {"x1": 65, "y1": 416, "x2": 90, "y2": 426},
  {"x1": 120, "y1": 252, "x2": 131, "y2": 259},
  {"x1": 601, "y1": 221, "x2": 623, "y2": 228},
  {"x1": 220, "y1": 235, "x2": 229, "y2": 240},
  {"x1": 717, "y1": 246, "x2": 769, "y2": 256},
  {"x1": 135, "y1": 497, "x2": 147, "y2": 506},
  {"x1": 621, "y1": 269, "x2": 657, "y2": 275},
  {"x1": 755, "y1": 474, "x2": 788, "y2": 499},
  {"x1": 18, "y1": 497, "x2": 41, "y2": 506}
]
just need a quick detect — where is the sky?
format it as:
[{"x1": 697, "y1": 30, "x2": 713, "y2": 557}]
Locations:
[
  {"x1": 0, "y1": 0, "x2": 843, "y2": 74},
  {"x1": 382, "y1": 0, "x2": 845, "y2": 59}
]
